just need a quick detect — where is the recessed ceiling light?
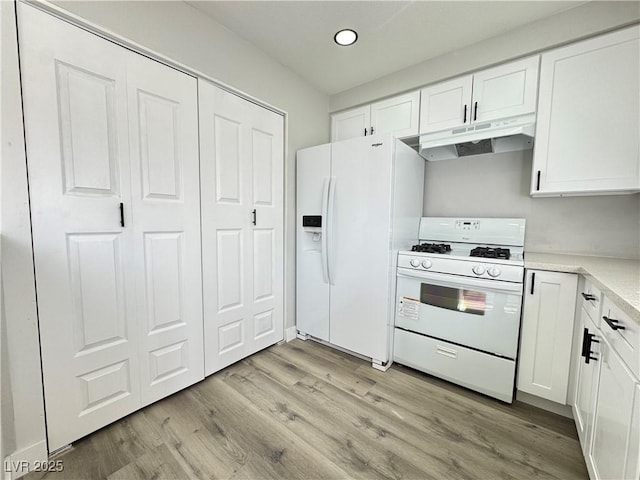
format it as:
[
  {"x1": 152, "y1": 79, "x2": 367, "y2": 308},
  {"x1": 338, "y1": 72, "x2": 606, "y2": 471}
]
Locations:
[{"x1": 334, "y1": 29, "x2": 358, "y2": 46}]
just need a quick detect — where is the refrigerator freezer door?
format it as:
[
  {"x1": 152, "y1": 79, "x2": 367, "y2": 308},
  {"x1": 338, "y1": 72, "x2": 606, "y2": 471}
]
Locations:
[
  {"x1": 329, "y1": 136, "x2": 394, "y2": 362},
  {"x1": 296, "y1": 144, "x2": 331, "y2": 341}
]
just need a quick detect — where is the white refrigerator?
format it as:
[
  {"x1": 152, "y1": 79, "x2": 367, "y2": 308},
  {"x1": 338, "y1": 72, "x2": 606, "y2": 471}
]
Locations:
[{"x1": 296, "y1": 134, "x2": 425, "y2": 369}]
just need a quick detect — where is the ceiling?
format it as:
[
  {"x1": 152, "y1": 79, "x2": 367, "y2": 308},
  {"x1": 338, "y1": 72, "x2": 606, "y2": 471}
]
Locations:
[{"x1": 185, "y1": 1, "x2": 586, "y2": 95}]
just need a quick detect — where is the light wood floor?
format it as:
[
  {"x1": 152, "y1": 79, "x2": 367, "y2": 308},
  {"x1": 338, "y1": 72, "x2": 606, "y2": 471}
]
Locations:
[{"x1": 28, "y1": 339, "x2": 588, "y2": 480}]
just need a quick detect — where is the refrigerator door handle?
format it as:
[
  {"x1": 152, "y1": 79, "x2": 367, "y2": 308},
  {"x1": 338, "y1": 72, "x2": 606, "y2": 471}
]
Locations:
[
  {"x1": 320, "y1": 177, "x2": 330, "y2": 284},
  {"x1": 327, "y1": 176, "x2": 337, "y2": 286}
]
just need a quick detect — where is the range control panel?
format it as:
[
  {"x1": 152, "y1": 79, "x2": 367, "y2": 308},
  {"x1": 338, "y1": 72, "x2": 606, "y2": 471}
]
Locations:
[{"x1": 455, "y1": 220, "x2": 480, "y2": 231}]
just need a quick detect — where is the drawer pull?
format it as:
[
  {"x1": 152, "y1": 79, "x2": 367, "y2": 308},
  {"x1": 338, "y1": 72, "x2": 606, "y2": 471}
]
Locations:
[
  {"x1": 581, "y1": 292, "x2": 596, "y2": 301},
  {"x1": 436, "y1": 345, "x2": 457, "y2": 359},
  {"x1": 603, "y1": 315, "x2": 626, "y2": 331}
]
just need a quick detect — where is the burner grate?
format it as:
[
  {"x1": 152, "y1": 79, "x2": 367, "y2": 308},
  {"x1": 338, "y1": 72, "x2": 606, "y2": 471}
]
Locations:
[
  {"x1": 470, "y1": 247, "x2": 511, "y2": 260},
  {"x1": 411, "y1": 243, "x2": 452, "y2": 254}
]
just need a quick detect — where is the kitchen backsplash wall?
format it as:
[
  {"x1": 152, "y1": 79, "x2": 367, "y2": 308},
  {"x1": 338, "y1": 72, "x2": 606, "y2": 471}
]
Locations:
[{"x1": 423, "y1": 150, "x2": 640, "y2": 259}]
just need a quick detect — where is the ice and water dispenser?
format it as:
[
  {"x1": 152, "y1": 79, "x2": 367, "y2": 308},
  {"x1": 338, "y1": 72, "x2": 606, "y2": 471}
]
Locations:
[{"x1": 301, "y1": 215, "x2": 322, "y2": 252}]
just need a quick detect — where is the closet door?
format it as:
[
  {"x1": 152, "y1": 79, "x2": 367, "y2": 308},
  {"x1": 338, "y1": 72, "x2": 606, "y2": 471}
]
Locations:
[
  {"x1": 18, "y1": 4, "x2": 140, "y2": 451},
  {"x1": 199, "y1": 81, "x2": 284, "y2": 376},
  {"x1": 126, "y1": 53, "x2": 204, "y2": 405}
]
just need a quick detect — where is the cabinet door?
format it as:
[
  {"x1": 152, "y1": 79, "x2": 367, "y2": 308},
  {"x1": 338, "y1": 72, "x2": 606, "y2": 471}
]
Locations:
[
  {"x1": 18, "y1": 4, "x2": 140, "y2": 451},
  {"x1": 573, "y1": 309, "x2": 602, "y2": 453},
  {"x1": 199, "y1": 81, "x2": 284, "y2": 376},
  {"x1": 590, "y1": 338, "x2": 637, "y2": 480},
  {"x1": 331, "y1": 105, "x2": 370, "y2": 142},
  {"x1": 471, "y1": 56, "x2": 539, "y2": 123},
  {"x1": 625, "y1": 384, "x2": 640, "y2": 479},
  {"x1": 517, "y1": 270, "x2": 578, "y2": 403},
  {"x1": 126, "y1": 53, "x2": 204, "y2": 406},
  {"x1": 419, "y1": 76, "x2": 472, "y2": 134},
  {"x1": 371, "y1": 91, "x2": 420, "y2": 138},
  {"x1": 532, "y1": 26, "x2": 640, "y2": 196}
]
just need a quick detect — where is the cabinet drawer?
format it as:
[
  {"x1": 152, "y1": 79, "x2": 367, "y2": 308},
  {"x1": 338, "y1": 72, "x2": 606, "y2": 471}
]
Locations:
[
  {"x1": 601, "y1": 297, "x2": 639, "y2": 378},
  {"x1": 393, "y1": 328, "x2": 516, "y2": 403},
  {"x1": 579, "y1": 278, "x2": 602, "y2": 322}
]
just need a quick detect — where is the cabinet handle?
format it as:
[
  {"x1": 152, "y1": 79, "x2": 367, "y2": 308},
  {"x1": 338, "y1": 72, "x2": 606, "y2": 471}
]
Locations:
[
  {"x1": 463, "y1": 104, "x2": 467, "y2": 123},
  {"x1": 473, "y1": 101, "x2": 478, "y2": 121},
  {"x1": 581, "y1": 328, "x2": 599, "y2": 364},
  {"x1": 119, "y1": 202, "x2": 125, "y2": 227},
  {"x1": 581, "y1": 292, "x2": 596, "y2": 301},
  {"x1": 603, "y1": 315, "x2": 625, "y2": 331},
  {"x1": 252, "y1": 208, "x2": 257, "y2": 226},
  {"x1": 536, "y1": 170, "x2": 541, "y2": 191},
  {"x1": 586, "y1": 332, "x2": 599, "y2": 364},
  {"x1": 580, "y1": 328, "x2": 589, "y2": 358},
  {"x1": 370, "y1": 127, "x2": 374, "y2": 135},
  {"x1": 364, "y1": 128, "x2": 367, "y2": 136},
  {"x1": 530, "y1": 272, "x2": 535, "y2": 295}
]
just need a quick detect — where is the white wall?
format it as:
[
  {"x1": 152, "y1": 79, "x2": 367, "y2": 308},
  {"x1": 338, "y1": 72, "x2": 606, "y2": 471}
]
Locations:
[
  {"x1": 330, "y1": 1, "x2": 640, "y2": 112},
  {"x1": 423, "y1": 151, "x2": 640, "y2": 259}
]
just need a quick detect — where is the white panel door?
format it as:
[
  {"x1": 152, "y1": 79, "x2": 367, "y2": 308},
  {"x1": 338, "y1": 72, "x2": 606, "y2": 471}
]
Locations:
[
  {"x1": 471, "y1": 56, "x2": 539, "y2": 123},
  {"x1": 329, "y1": 136, "x2": 393, "y2": 362},
  {"x1": 200, "y1": 81, "x2": 284, "y2": 376},
  {"x1": 517, "y1": 270, "x2": 578, "y2": 403},
  {"x1": 331, "y1": 105, "x2": 370, "y2": 142},
  {"x1": 370, "y1": 91, "x2": 420, "y2": 138},
  {"x1": 419, "y1": 76, "x2": 472, "y2": 134},
  {"x1": 126, "y1": 53, "x2": 204, "y2": 406},
  {"x1": 18, "y1": 4, "x2": 140, "y2": 451}
]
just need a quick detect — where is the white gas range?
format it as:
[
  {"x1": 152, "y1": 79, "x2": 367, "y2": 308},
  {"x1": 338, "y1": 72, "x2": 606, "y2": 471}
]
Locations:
[{"x1": 393, "y1": 217, "x2": 526, "y2": 403}]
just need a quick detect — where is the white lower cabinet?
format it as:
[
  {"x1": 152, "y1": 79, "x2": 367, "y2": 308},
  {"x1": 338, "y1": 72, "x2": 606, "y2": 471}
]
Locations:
[
  {"x1": 589, "y1": 335, "x2": 639, "y2": 480},
  {"x1": 517, "y1": 270, "x2": 578, "y2": 403},
  {"x1": 573, "y1": 308, "x2": 602, "y2": 452},
  {"x1": 569, "y1": 278, "x2": 640, "y2": 480}
]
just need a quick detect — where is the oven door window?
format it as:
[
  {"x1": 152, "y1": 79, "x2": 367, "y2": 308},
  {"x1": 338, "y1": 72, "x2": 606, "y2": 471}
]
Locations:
[{"x1": 420, "y1": 283, "x2": 487, "y2": 316}]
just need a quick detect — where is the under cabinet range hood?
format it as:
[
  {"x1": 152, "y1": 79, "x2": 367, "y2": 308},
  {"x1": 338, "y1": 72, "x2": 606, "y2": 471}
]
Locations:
[{"x1": 419, "y1": 113, "x2": 535, "y2": 161}]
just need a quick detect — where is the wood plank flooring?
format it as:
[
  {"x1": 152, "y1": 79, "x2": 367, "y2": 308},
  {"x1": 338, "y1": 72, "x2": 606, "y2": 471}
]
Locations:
[{"x1": 27, "y1": 339, "x2": 588, "y2": 479}]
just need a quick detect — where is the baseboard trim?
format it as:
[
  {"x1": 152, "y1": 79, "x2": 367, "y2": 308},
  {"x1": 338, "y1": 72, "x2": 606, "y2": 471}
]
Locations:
[
  {"x1": 3, "y1": 441, "x2": 47, "y2": 479},
  {"x1": 285, "y1": 326, "x2": 297, "y2": 342},
  {"x1": 516, "y1": 390, "x2": 574, "y2": 418}
]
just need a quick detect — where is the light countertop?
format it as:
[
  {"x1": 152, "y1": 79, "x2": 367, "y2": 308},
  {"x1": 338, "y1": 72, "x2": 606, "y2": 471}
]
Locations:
[{"x1": 525, "y1": 252, "x2": 640, "y2": 324}]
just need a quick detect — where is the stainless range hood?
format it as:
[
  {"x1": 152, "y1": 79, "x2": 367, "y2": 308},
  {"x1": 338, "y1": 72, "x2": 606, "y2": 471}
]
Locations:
[{"x1": 419, "y1": 113, "x2": 535, "y2": 161}]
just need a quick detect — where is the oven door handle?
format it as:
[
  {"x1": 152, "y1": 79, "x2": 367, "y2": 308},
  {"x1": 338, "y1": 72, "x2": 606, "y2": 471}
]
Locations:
[{"x1": 397, "y1": 268, "x2": 523, "y2": 294}]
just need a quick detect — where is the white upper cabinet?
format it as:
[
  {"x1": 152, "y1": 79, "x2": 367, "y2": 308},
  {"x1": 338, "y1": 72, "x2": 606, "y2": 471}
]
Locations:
[
  {"x1": 331, "y1": 105, "x2": 371, "y2": 141},
  {"x1": 420, "y1": 56, "x2": 539, "y2": 135},
  {"x1": 419, "y1": 76, "x2": 473, "y2": 133},
  {"x1": 532, "y1": 25, "x2": 640, "y2": 196},
  {"x1": 471, "y1": 56, "x2": 539, "y2": 123},
  {"x1": 331, "y1": 90, "x2": 420, "y2": 141}
]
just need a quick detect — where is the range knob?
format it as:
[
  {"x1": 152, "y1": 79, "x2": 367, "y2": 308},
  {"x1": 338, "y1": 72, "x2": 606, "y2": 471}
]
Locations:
[
  {"x1": 410, "y1": 258, "x2": 421, "y2": 268},
  {"x1": 472, "y1": 265, "x2": 485, "y2": 276},
  {"x1": 487, "y1": 267, "x2": 501, "y2": 278},
  {"x1": 421, "y1": 259, "x2": 432, "y2": 269}
]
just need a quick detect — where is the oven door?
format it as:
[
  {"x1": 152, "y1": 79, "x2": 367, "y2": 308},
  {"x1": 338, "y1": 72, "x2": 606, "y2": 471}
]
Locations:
[{"x1": 395, "y1": 268, "x2": 522, "y2": 359}]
